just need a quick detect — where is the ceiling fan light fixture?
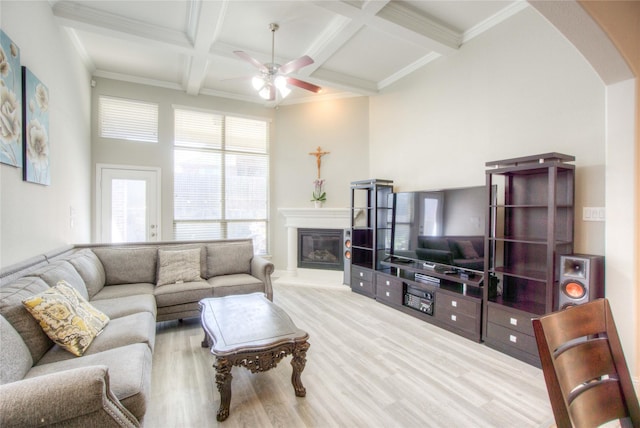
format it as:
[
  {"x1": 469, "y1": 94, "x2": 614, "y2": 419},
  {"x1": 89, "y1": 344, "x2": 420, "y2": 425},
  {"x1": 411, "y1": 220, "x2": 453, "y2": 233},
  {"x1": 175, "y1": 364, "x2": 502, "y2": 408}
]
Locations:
[
  {"x1": 234, "y1": 23, "x2": 318, "y2": 102},
  {"x1": 252, "y1": 76, "x2": 265, "y2": 91},
  {"x1": 274, "y1": 75, "x2": 291, "y2": 98},
  {"x1": 259, "y1": 84, "x2": 273, "y2": 100}
]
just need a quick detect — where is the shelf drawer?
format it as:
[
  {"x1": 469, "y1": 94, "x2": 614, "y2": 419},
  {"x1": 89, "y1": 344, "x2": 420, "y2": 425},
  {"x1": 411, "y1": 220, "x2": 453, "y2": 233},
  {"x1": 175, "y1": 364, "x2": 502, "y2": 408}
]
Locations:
[
  {"x1": 436, "y1": 306, "x2": 478, "y2": 334},
  {"x1": 352, "y1": 266, "x2": 373, "y2": 282},
  {"x1": 375, "y1": 273, "x2": 403, "y2": 305},
  {"x1": 487, "y1": 304, "x2": 535, "y2": 336},
  {"x1": 485, "y1": 322, "x2": 538, "y2": 355},
  {"x1": 351, "y1": 267, "x2": 374, "y2": 296},
  {"x1": 351, "y1": 277, "x2": 373, "y2": 295},
  {"x1": 437, "y1": 292, "x2": 478, "y2": 318}
]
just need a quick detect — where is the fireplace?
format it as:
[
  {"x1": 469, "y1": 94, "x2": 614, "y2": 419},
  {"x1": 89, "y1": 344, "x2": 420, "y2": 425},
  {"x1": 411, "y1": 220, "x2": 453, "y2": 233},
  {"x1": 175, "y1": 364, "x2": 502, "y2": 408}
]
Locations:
[{"x1": 298, "y1": 228, "x2": 344, "y2": 271}]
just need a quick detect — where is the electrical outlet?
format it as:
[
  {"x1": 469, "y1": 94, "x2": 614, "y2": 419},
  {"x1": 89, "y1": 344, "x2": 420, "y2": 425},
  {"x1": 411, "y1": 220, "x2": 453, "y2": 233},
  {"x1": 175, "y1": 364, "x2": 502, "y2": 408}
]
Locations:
[{"x1": 583, "y1": 207, "x2": 605, "y2": 222}]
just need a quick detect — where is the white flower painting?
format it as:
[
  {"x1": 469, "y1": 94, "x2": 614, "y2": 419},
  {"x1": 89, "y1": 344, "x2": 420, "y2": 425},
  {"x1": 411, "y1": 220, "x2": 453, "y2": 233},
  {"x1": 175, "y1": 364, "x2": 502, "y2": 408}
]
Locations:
[
  {"x1": 22, "y1": 67, "x2": 50, "y2": 185},
  {"x1": 0, "y1": 30, "x2": 22, "y2": 167}
]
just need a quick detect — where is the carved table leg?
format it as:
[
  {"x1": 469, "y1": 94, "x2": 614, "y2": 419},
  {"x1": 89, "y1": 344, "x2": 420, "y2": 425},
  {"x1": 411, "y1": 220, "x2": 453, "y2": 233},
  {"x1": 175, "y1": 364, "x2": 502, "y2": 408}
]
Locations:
[
  {"x1": 201, "y1": 331, "x2": 210, "y2": 348},
  {"x1": 290, "y1": 341, "x2": 310, "y2": 397},
  {"x1": 214, "y1": 357, "x2": 233, "y2": 421}
]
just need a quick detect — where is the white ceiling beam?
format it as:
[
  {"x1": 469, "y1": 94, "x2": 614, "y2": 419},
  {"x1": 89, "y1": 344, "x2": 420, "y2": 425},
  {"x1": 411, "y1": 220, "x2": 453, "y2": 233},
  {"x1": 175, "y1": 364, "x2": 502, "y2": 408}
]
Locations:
[
  {"x1": 52, "y1": 1, "x2": 192, "y2": 52},
  {"x1": 183, "y1": 0, "x2": 228, "y2": 95},
  {"x1": 306, "y1": 0, "x2": 390, "y2": 75},
  {"x1": 372, "y1": 1, "x2": 460, "y2": 52},
  {"x1": 309, "y1": 68, "x2": 378, "y2": 95},
  {"x1": 378, "y1": 51, "x2": 441, "y2": 90}
]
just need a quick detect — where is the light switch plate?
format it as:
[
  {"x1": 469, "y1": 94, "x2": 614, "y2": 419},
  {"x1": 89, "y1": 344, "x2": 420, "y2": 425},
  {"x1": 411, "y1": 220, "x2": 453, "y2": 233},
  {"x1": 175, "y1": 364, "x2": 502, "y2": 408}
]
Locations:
[{"x1": 583, "y1": 207, "x2": 605, "y2": 222}]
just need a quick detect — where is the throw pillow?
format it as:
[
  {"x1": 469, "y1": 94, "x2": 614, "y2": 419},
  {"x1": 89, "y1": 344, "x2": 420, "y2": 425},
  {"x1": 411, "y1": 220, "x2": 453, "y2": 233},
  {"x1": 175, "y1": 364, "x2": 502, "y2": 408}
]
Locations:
[
  {"x1": 22, "y1": 280, "x2": 110, "y2": 356},
  {"x1": 454, "y1": 240, "x2": 480, "y2": 259},
  {"x1": 156, "y1": 248, "x2": 203, "y2": 286}
]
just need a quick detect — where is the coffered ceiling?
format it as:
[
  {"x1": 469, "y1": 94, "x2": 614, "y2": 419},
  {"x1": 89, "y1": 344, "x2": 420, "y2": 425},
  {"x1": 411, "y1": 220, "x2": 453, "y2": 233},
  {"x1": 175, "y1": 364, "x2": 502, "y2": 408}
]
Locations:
[{"x1": 51, "y1": 0, "x2": 528, "y2": 106}]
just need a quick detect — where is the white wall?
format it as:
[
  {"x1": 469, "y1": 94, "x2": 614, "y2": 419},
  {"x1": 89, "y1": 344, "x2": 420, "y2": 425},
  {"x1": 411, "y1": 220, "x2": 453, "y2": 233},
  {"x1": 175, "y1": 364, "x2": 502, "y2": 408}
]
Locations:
[
  {"x1": 90, "y1": 78, "x2": 275, "y2": 245},
  {"x1": 271, "y1": 97, "x2": 370, "y2": 269},
  {"x1": 370, "y1": 7, "x2": 605, "y2": 256},
  {"x1": 89, "y1": 80, "x2": 369, "y2": 271},
  {"x1": 0, "y1": 1, "x2": 91, "y2": 268},
  {"x1": 605, "y1": 78, "x2": 637, "y2": 376}
]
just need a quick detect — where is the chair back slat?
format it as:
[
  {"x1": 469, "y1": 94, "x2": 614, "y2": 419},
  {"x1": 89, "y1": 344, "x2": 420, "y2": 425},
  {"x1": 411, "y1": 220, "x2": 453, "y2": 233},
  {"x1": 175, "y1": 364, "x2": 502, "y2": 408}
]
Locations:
[
  {"x1": 539, "y1": 300, "x2": 607, "y2": 350},
  {"x1": 554, "y1": 337, "x2": 616, "y2": 398},
  {"x1": 569, "y1": 380, "x2": 628, "y2": 428},
  {"x1": 532, "y1": 298, "x2": 640, "y2": 428}
]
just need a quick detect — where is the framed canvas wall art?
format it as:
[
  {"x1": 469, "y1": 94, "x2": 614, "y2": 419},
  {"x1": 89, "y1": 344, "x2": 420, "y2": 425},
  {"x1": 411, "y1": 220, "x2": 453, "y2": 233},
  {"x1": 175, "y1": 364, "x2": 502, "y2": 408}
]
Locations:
[
  {"x1": 0, "y1": 29, "x2": 22, "y2": 167},
  {"x1": 22, "y1": 66, "x2": 50, "y2": 185}
]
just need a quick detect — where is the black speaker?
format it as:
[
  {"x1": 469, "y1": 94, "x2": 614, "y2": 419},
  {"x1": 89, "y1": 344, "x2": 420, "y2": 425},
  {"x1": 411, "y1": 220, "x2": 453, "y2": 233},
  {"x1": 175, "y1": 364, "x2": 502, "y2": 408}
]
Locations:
[
  {"x1": 343, "y1": 229, "x2": 352, "y2": 285},
  {"x1": 557, "y1": 254, "x2": 605, "y2": 310}
]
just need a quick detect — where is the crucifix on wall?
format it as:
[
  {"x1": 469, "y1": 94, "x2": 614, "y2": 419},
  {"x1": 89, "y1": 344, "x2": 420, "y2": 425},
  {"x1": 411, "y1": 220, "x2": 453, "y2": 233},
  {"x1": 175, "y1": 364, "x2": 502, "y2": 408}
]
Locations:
[{"x1": 309, "y1": 146, "x2": 330, "y2": 179}]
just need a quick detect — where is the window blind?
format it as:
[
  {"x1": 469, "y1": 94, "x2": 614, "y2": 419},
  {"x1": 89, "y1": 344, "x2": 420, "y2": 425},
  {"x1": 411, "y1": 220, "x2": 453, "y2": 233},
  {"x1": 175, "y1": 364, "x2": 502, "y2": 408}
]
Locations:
[
  {"x1": 173, "y1": 108, "x2": 269, "y2": 254},
  {"x1": 99, "y1": 96, "x2": 158, "y2": 143}
]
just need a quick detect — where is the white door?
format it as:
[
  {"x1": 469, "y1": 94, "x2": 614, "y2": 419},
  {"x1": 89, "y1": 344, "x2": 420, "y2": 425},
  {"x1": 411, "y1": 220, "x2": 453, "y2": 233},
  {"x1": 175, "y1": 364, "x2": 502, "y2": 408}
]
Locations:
[{"x1": 97, "y1": 165, "x2": 160, "y2": 243}]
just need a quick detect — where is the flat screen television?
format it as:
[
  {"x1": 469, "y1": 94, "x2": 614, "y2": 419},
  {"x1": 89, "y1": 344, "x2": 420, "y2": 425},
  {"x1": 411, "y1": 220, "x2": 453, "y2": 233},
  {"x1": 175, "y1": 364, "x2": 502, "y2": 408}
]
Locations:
[{"x1": 386, "y1": 185, "x2": 491, "y2": 273}]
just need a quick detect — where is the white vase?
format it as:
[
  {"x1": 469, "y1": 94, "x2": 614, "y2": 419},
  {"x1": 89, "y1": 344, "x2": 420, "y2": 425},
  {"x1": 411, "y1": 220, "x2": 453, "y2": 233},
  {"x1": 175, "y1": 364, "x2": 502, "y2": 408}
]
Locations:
[{"x1": 314, "y1": 201, "x2": 323, "y2": 208}]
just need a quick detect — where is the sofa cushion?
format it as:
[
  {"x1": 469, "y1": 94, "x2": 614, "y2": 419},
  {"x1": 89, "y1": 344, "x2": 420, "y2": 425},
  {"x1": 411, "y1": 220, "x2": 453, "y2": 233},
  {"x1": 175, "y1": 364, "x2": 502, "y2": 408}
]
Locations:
[
  {"x1": 91, "y1": 283, "x2": 155, "y2": 301},
  {"x1": 29, "y1": 260, "x2": 89, "y2": 300},
  {"x1": 26, "y1": 343, "x2": 152, "y2": 421},
  {"x1": 154, "y1": 280, "x2": 211, "y2": 308},
  {"x1": 206, "y1": 240, "x2": 253, "y2": 278},
  {"x1": 22, "y1": 281, "x2": 110, "y2": 357},
  {"x1": 453, "y1": 240, "x2": 480, "y2": 259},
  {"x1": 156, "y1": 243, "x2": 207, "y2": 275},
  {"x1": 66, "y1": 250, "x2": 106, "y2": 299},
  {"x1": 37, "y1": 311, "x2": 156, "y2": 365},
  {"x1": 0, "y1": 276, "x2": 54, "y2": 362},
  {"x1": 0, "y1": 315, "x2": 33, "y2": 385},
  {"x1": 208, "y1": 274, "x2": 264, "y2": 298},
  {"x1": 92, "y1": 247, "x2": 157, "y2": 285},
  {"x1": 156, "y1": 248, "x2": 203, "y2": 286},
  {"x1": 421, "y1": 237, "x2": 450, "y2": 251},
  {"x1": 90, "y1": 294, "x2": 157, "y2": 319}
]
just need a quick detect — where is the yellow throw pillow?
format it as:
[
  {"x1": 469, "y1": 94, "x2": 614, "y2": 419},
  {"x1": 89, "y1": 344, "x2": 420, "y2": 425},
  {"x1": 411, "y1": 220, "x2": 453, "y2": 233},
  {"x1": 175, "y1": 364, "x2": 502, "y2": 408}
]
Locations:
[{"x1": 22, "y1": 280, "x2": 110, "y2": 356}]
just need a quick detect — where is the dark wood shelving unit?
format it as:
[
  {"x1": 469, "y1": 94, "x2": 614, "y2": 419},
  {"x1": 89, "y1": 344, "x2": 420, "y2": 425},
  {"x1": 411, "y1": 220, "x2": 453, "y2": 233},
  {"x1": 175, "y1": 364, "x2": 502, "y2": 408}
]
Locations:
[
  {"x1": 378, "y1": 257, "x2": 484, "y2": 341},
  {"x1": 483, "y1": 153, "x2": 575, "y2": 366},
  {"x1": 349, "y1": 179, "x2": 393, "y2": 297}
]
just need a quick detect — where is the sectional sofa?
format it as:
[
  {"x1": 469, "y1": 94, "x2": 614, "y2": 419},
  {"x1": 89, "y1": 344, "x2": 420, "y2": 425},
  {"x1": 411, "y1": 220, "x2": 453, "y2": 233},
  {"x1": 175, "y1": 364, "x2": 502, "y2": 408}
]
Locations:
[{"x1": 0, "y1": 239, "x2": 274, "y2": 427}]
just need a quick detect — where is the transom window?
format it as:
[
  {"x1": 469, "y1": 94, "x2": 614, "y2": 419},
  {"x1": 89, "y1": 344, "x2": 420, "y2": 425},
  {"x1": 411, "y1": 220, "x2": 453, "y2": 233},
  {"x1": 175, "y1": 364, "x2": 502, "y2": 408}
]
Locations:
[
  {"x1": 173, "y1": 107, "x2": 269, "y2": 254},
  {"x1": 98, "y1": 96, "x2": 158, "y2": 143}
]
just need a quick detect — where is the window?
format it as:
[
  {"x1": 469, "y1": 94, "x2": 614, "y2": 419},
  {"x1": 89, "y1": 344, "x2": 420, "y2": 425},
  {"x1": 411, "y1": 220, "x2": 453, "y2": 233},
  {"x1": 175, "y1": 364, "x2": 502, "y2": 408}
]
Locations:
[
  {"x1": 173, "y1": 107, "x2": 269, "y2": 254},
  {"x1": 99, "y1": 96, "x2": 158, "y2": 143}
]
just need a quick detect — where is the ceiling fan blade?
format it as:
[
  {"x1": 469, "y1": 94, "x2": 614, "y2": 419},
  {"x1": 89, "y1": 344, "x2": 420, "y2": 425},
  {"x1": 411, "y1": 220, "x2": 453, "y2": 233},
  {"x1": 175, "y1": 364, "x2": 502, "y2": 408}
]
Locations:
[
  {"x1": 278, "y1": 55, "x2": 314, "y2": 75},
  {"x1": 268, "y1": 85, "x2": 276, "y2": 101},
  {"x1": 287, "y1": 77, "x2": 322, "y2": 94},
  {"x1": 233, "y1": 51, "x2": 268, "y2": 73}
]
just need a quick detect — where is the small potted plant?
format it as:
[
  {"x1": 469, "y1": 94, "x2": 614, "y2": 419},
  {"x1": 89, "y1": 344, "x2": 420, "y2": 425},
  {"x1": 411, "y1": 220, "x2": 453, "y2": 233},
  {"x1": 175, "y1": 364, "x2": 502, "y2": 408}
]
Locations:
[{"x1": 311, "y1": 179, "x2": 326, "y2": 208}]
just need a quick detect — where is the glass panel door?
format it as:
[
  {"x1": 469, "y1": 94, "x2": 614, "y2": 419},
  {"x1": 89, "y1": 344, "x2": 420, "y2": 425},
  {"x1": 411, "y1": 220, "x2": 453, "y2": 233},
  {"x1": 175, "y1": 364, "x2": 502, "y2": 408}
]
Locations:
[{"x1": 98, "y1": 166, "x2": 160, "y2": 243}]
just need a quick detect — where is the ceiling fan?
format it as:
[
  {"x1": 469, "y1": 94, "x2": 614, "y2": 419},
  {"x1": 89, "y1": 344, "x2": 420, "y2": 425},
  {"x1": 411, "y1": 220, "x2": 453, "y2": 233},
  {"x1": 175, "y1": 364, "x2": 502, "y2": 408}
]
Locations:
[{"x1": 234, "y1": 23, "x2": 322, "y2": 102}]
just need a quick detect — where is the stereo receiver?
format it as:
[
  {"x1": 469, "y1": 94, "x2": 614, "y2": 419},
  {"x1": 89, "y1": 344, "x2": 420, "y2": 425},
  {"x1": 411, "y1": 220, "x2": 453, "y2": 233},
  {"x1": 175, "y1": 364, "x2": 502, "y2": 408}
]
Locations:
[{"x1": 404, "y1": 285, "x2": 434, "y2": 315}]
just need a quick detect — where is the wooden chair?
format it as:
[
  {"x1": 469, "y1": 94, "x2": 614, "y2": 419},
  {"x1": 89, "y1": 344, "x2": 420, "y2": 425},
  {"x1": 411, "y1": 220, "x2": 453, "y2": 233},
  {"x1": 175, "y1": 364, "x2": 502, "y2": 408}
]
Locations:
[{"x1": 532, "y1": 298, "x2": 640, "y2": 428}]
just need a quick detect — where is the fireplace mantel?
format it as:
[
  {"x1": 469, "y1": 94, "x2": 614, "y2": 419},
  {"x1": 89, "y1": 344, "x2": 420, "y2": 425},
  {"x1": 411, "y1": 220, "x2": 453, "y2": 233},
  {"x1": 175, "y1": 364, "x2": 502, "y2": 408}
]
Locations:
[
  {"x1": 279, "y1": 207, "x2": 353, "y2": 274},
  {"x1": 279, "y1": 207, "x2": 351, "y2": 229}
]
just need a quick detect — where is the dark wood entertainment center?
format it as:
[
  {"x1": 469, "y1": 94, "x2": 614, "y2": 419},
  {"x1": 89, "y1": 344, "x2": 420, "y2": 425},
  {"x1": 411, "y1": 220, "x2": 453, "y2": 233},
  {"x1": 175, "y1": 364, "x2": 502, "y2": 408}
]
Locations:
[
  {"x1": 348, "y1": 153, "x2": 576, "y2": 366},
  {"x1": 483, "y1": 153, "x2": 575, "y2": 366}
]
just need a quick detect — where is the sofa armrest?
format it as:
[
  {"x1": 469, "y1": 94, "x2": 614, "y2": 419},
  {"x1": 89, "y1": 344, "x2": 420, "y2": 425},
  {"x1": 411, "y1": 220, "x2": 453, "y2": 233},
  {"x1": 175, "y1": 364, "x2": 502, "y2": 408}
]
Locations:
[
  {"x1": 250, "y1": 256, "x2": 275, "y2": 301},
  {"x1": 0, "y1": 366, "x2": 140, "y2": 427}
]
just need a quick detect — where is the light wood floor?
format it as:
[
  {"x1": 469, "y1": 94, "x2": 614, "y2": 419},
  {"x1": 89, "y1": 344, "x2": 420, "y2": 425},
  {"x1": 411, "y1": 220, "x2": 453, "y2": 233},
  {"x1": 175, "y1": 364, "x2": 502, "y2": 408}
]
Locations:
[{"x1": 146, "y1": 281, "x2": 554, "y2": 427}]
